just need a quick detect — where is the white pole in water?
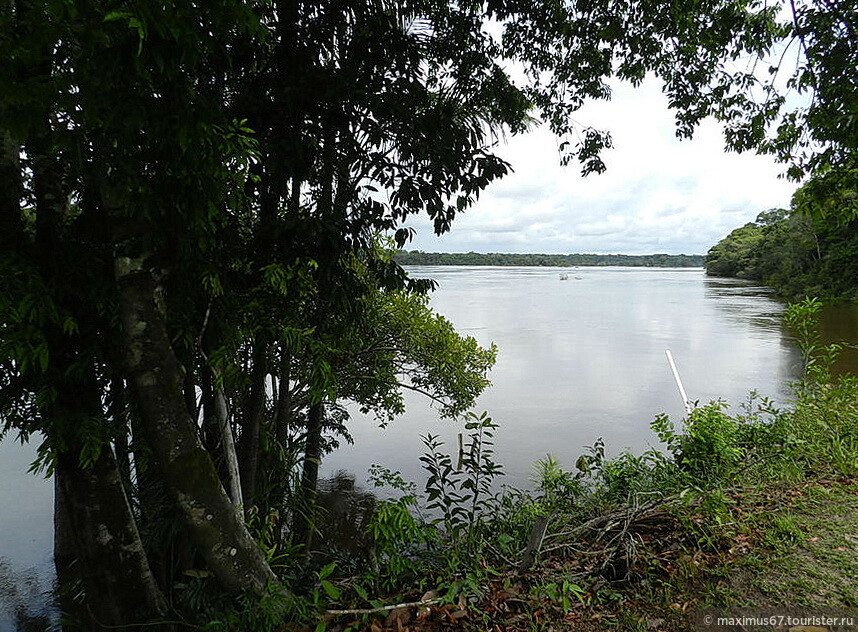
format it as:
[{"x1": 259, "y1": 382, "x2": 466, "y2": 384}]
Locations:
[{"x1": 665, "y1": 350, "x2": 693, "y2": 415}]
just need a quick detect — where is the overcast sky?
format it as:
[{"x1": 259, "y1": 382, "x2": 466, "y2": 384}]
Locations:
[{"x1": 404, "y1": 77, "x2": 797, "y2": 256}]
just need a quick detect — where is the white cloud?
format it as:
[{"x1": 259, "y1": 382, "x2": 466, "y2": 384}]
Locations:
[{"x1": 405, "y1": 77, "x2": 796, "y2": 255}]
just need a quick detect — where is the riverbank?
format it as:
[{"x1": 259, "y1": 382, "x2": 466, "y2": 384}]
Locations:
[
  {"x1": 229, "y1": 302, "x2": 857, "y2": 632},
  {"x1": 320, "y1": 476, "x2": 856, "y2": 632},
  {"x1": 395, "y1": 251, "x2": 704, "y2": 267},
  {"x1": 304, "y1": 406, "x2": 856, "y2": 632}
]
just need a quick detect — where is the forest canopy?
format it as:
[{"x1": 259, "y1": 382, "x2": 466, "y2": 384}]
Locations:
[{"x1": 704, "y1": 175, "x2": 858, "y2": 301}]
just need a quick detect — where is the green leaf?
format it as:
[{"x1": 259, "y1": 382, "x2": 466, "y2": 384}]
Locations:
[
  {"x1": 317, "y1": 561, "x2": 336, "y2": 580},
  {"x1": 354, "y1": 583, "x2": 369, "y2": 601},
  {"x1": 320, "y1": 580, "x2": 340, "y2": 601}
]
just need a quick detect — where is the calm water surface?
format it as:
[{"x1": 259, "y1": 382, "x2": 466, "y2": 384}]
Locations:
[
  {"x1": 0, "y1": 438, "x2": 54, "y2": 630},
  {"x1": 3, "y1": 265, "x2": 856, "y2": 629},
  {"x1": 323, "y1": 266, "x2": 804, "y2": 488}
]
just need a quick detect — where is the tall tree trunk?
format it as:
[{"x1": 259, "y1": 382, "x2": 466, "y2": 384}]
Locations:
[
  {"x1": 239, "y1": 337, "x2": 268, "y2": 506},
  {"x1": 55, "y1": 447, "x2": 171, "y2": 630},
  {"x1": 213, "y1": 365, "x2": 244, "y2": 512},
  {"x1": 26, "y1": 95, "x2": 169, "y2": 626},
  {"x1": 111, "y1": 378, "x2": 133, "y2": 490},
  {"x1": 54, "y1": 473, "x2": 87, "y2": 630},
  {"x1": 114, "y1": 253, "x2": 277, "y2": 593},
  {"x1": 49, "y1": 357, "x2": 167, "y2": 629},
  {"x1": 295, "y1": 401, "x2": 324, "y2": 551}
]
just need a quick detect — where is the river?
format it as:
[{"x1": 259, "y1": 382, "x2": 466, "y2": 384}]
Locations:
[
  {"x1": 2, "y1": 265, "x2": 855, "y2": 630},
  {"x1": 322, "y1": 266, "x2": 807, "y2": 489}
]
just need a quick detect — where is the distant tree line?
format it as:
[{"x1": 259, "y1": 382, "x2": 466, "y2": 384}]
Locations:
[
  {"x1": 395, "y1": 251, "x2": 704, "y2": 267},
  {"x1": 704, "y1": 173, "x2": 858, "y2": 301}
]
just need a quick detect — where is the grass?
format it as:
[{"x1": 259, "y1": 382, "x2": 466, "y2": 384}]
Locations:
[{"x1": 713, "y1": 479, "x2": 858, "y2": 610}]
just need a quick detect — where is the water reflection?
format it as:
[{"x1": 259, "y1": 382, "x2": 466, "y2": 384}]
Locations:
[
  {"x1": 706, "y1": 276, "x2": 858, "y2": 375},
  {"x1": 820, "y1": 303, "x2": 858, "y2": 375},
  {"x1": 313, "y1": 471, "x2": 377, "y2": 571},
  {"x1": 324, "y1": 267, "x2": 810, "y2": 490},
  {"x1": 0, "y1": 439, "x2": 55, "y2": 632},
  {"x1": 0, "y1": 559, "x2": 54, "y2": 632},
  {"x1": 704, "y1": 278, "x2": 784, "y2": 332}
]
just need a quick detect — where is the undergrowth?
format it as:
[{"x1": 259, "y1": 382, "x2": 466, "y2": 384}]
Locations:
[{"x1": 201, "y1": 298, "x2": 858, "y2": 631}]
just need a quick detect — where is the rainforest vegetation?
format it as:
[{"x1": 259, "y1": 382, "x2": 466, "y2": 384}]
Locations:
[
  {"x1": 704, "y1": 174, "x2": 858, "y2": 301},
  {"x1": 395, "y1": 252, "x2": 704, "y2": 267},
  {"x1": 0, "y1": 0, "x2": 855, "y2": 630}
]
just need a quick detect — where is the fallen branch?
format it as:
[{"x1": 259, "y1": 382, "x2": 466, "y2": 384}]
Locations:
[{"x1": 325, "y1": 597, "x2": 442, "y2": 616}]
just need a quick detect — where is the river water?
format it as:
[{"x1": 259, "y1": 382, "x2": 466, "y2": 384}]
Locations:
[
  {"x1": 322, "y1": 266, "x2": 809, "y2": 489},
  {"x1": 2, "y1": 265, "x2": 855, "y2": 629}
]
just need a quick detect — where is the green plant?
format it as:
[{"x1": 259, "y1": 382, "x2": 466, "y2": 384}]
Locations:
[
  {"x1": 653, "y1": 402, "x2": 744, "y2": 483},
  {"x1": 784, "y1": 298, "x2": 826, "y2": 372},
  {"x1": 765, "y1": 513, "x2": 806, "y2": 547},
  {"x1": 365, "y1": 466, "x2": 436, "y2": 588},
  {"x1": 531, "y1": 579, "x2": 587, "y2": 612},
  {"x1": 783, "y1": 298, "x2": 846, "y2": 391},
  {"x1": 530, "y1": 453, "x2": 584, "y2": 513},
  {"x1": 420, "y1": 411, "x2": 504, "y2": 540}
]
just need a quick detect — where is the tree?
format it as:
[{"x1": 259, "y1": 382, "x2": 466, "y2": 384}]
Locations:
[
  {"x1": 666, "y1": 0, "x2": 856, "y2": 183},
  {"x1": 704, "y1": 222, "x2": 766, "y2": 277}
]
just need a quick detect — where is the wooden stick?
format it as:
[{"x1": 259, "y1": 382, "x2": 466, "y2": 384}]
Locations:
[
  {"x1": 518, "y1": 514, "x2": 551, "y2": 573},
  {"x1": 325, "y1": 597, "x2": 442, "y2": 616}
]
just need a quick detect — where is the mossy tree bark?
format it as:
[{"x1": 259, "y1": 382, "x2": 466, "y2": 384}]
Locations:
[{"x1": 114, "y1": 253, "x2": 278, "y2": 594}]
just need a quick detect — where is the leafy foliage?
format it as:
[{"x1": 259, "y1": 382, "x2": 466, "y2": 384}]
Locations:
[
  {"x1": 420, "y1": 411, "x2": 504, "y2": 540},
  {"x1": 705, "y1": 178, "x2": 858, "y2": 301}
]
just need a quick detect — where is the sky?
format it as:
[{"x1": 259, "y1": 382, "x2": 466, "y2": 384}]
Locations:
[{"x1": 403, "y1": 77, "x2": 798, "y2": 256}]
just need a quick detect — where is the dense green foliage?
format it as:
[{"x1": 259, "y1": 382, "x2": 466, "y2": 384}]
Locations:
[
  {"x1": 704, "y1": 180, "x2": 858, "y2": 300},
  {"x1": 396, "y1": 251, "x2": 704, "y2": 267}
]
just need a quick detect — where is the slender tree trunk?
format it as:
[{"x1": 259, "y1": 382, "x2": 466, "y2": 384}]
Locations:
[
  {"x1": 200, "y1": 371, "x2": 219, "y2": 453},
  {"x1": 295, "y1": 401, "x2": 324, "y2": 551},
  {"x1": 239, "y1": 338, "x2": 268, "y2": 505},
  {"x1": 275, "y1": 353, "x2": 293, "y2": 451},
  {"x1": 213, "y1": 366, "x2": 244, "y2": 512},
  {"x1": 114, "y1": 253, "x2": 277, "y2": 593},
  {"x1": 199, "y1": 367, "x2": 244, "y2": 514},
  {"x1": 272, "y1": 352, "x2": 294, "y2": 546},
  {"x1": 184, "y1": 369, "x2": 199, "y2": 425}
]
